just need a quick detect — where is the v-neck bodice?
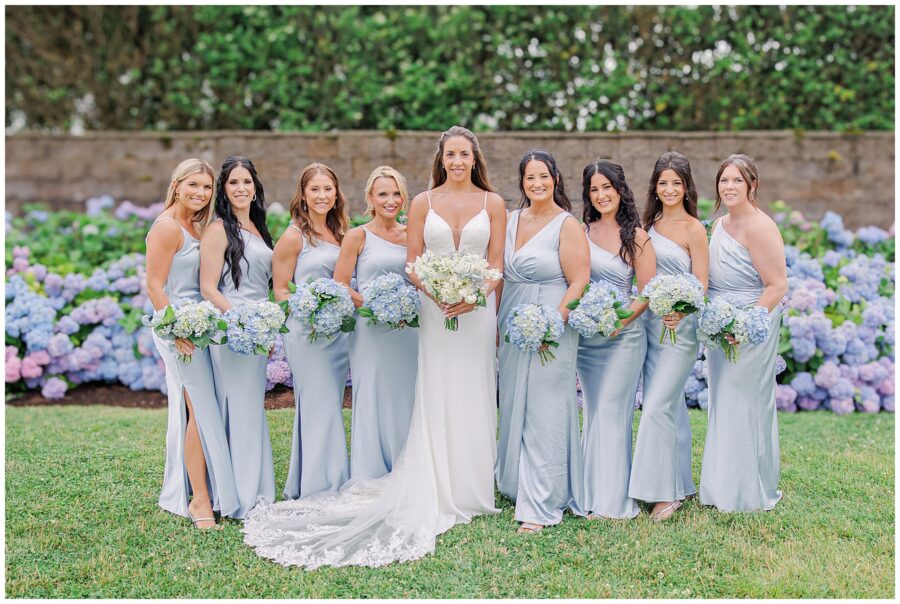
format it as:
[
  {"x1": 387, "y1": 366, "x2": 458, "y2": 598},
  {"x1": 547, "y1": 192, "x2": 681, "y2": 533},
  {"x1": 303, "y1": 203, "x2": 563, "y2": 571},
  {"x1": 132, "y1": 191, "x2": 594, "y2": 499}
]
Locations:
[
  {"x1": 423, "y1": 191, "x2": 491, "y2": 257},
  {"x1": 503, "y1": 210, "x2": 570, "y2": 285}
]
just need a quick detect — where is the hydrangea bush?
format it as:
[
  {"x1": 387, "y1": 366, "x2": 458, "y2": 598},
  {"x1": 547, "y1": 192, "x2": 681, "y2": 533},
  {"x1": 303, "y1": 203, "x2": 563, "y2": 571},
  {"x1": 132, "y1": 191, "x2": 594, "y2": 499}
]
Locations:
[{"x1": 5, "y1": 198, "x2": 895, "y2": 413}]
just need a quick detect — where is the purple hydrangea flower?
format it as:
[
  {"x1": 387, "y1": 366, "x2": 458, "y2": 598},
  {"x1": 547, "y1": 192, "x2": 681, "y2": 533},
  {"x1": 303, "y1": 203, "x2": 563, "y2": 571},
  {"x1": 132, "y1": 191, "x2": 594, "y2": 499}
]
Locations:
[
  {"x1": 41, "y1": 377, "x2": 68, "y2": 399},
  {"x1": 775, "y1": 384, "x2": 798, "y2": 412}
]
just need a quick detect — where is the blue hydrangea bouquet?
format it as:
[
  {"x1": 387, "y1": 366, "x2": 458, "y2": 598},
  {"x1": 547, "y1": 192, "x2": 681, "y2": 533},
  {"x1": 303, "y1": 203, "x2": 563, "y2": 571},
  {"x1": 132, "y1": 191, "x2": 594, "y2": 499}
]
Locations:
[
  {"x1": 142, "y1": 299, "x2": 227, "y2": 363},
  {"x1": 223, "y1": 299, "x2": 289, "y2": 355},
  {"x1": 566, "y1": 280, "x2": 634, "y2": 339},
  {"x1": 698, "y1": 295, "x2": 771, "y2": 362},
  {"x1": 640, "y1": 273, "x2": 705, "y2": 344},
  {"x1": 358, "y1": 272, "x2": 420, "y2": 329},
  {"x1": 504, "y1": 303, "x2": 564, "y2": 366},
  {"x1": 288, "y1": 277, "x2": 357, "y2": 343}
]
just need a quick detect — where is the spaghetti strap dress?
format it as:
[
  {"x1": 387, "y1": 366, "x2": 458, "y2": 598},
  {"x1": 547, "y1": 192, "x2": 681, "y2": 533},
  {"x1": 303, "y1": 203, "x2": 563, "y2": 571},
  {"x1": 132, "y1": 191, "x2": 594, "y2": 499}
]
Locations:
[
  {"x1": 348, "y1": 227, "x2": 418, "y2": 481},
  {"x1": 282, "y1": 228, "x2": 351, "y2": 498},
  {"x1": 208, "y1": 227, "x2": 276, "y2": 519},
  {"x1": 576, "y1": 230, "x2": 646, "y2": 519},
  {"x1": 150, "y1": 217, "x2": 240, "y2": 519},
  {"x1": 628, "y1": 225, "x2": 698, "y2": 503}
]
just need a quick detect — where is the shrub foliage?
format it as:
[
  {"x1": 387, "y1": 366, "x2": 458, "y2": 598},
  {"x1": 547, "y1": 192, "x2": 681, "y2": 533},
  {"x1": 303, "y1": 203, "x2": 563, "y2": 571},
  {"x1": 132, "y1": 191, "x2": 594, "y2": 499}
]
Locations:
[{"x1": 6, "y1": 5, "x2": 894, "y2": 132}]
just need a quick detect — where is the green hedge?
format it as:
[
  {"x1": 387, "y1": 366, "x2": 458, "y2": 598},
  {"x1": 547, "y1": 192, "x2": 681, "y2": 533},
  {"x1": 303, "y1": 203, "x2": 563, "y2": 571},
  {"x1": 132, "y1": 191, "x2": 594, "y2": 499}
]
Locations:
[{"x1": 6, "y1": 5, "x2": 894, "y2": 132}]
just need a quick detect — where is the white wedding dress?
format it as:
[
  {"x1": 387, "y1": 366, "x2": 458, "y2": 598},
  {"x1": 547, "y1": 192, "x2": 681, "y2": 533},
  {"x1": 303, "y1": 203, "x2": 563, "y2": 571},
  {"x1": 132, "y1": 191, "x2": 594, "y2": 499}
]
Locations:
[{"x1": 243, "y1": 192, "x2": 500, "y2": 570}]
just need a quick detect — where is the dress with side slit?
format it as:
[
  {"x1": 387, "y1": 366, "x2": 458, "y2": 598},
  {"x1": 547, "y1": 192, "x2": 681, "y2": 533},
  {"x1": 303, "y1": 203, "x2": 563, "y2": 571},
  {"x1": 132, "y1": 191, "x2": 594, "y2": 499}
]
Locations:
[{"x1": 150, "y1": 216, "x2": 240, "y2": 520}]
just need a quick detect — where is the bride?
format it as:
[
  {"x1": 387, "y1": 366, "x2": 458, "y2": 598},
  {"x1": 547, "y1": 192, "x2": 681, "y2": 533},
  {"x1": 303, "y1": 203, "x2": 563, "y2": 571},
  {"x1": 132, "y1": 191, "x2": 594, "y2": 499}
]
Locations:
[{"x1": 243, "y1": 126, "x2": 507, "y2": 569}]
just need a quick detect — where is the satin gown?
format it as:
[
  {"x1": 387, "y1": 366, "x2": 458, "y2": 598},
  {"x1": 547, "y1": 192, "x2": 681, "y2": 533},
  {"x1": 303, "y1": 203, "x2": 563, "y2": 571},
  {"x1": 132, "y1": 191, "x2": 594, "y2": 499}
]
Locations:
[
  {"x1": 150, "y1": 217, "x2": 240, "y2": 519},
  {"x1": 628, "y1": 225, "x2": 698, "y2": 503},
  {"x1": 699, "y1": 221, "x2": 782, "y2": 512},
  {"x1": 208, "y1": 227, "x2": 276, "y2": 520},
  {"x1": 348, "y1": 227, "x2": 417, "y2": 481},
  {"x1": 282, "y1": 228, "x2": 351, "y2": 499},
  {"x1": 496, "y1": 210, "x2": 584, "y2": 526},
  {"x1": 576, "y1": 230, "x2": 646, "y2": 519},
  {"x1": 242, "y1": 191, "x2": 499, "y2": 569}
]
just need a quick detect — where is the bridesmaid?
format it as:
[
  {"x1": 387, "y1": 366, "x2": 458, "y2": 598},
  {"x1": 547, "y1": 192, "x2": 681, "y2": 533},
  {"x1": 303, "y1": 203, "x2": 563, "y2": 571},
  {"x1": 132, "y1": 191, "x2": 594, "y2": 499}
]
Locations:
[
  {"x1": 199, "y1": 156, "x2": 276, "y2": 520},
  {"x1": 577, "y1": 160, "x2": 656, "y2": 520},
  {"x1": 273, "y1": 162, "x2": 351, "y2": 499},
  {"x1": 496, "y1": 149, "x2": 589, "y2": 534},
  {"x1": 147, "y1": 158, "x2": 239, "y2": 528},
  {"x1": 629, "y1": 151, "x2": 709, "y2": 521},
  {"x1": 699, "y1": 154, "x2": 787, "y2": 512},
  {"x1": 333, "y1": 166, "x2": 418, "y2": 481}
]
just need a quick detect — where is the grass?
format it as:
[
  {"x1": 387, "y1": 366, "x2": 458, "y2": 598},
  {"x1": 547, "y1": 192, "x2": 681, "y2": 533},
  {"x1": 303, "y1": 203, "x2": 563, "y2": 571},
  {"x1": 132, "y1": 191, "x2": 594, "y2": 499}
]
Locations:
[{"x1": 5, "y1": 405, "x2": 895, "y2": 598}]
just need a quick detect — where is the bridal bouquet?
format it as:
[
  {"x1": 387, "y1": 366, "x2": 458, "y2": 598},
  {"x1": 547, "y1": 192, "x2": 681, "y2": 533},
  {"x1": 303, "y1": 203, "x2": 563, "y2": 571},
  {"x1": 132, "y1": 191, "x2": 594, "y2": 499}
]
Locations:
[
  {"x1": 142, "y1": 299, "x2": 227, "y2": 363},
  {"x1": 697, "y1": 296, "x2": 771, "y2": 363},
  {"x1": 288, "y1": 277, "x2": 357, "y2": 343},
  {"x1": 406, "y1": 250, "x2": 502, "y2": 331},
  {"x1": 566, "y1": 280, "x2": 634, "y2": 339},
  {"x1": 223, "y1": 299, "x2": 289, "y2": 355},
  {"x1": 504, "y1": 303, "x2": 564, "y2": 366},
  {"x1": 640, "y1": 273, "x2": 705, "y2": 344},
  {"x1": 358, "y1": 272, "x2": 420, "y2": 329}
]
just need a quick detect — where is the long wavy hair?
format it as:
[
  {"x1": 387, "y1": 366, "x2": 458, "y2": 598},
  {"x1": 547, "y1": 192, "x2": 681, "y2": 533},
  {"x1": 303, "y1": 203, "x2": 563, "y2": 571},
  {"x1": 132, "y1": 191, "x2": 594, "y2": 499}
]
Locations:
[
  {"x1": 288, "y1": 162, "x2": 349, "y2": 246},
  {"x1": 364, "y1": 165, "x2": 410, "y2": 217},
  {"x1": 642, "y1": 151, "x2": 699, "y2": 229},
  {"x1": 517, "y1": 149, "x2": 571, "y2": 211},
  {"x1": 714, "y1": 153, "x2": 760, "y2": 212},
  {"x1": 582, "y1": 160, "x2": 643, "y2": 265},
  {"x1": 214, "y1": 156, "x2": 273, "y2": 289},
  {"x1": 429, "y1": 125, "x2": 494, "y2": 192},
  {"x1": 162, "y1": 158, "x2": 216, "y2": 228}
]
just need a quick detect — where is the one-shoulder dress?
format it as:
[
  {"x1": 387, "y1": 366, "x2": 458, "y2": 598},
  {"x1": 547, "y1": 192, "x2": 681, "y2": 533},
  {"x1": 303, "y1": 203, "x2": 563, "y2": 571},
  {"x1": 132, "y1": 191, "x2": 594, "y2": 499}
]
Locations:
[{"x1": 699, "y1": 220, "x2": 782, "y2": 512}]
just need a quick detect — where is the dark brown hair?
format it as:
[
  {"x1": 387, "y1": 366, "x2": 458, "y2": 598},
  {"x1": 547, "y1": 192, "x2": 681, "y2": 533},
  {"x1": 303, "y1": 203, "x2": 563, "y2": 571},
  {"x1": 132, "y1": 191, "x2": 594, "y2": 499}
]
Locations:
[
  {"x1": 429, "y1": 125, "x2": 494, "y2": 192},
  {"x1": 642, "y1": 151, "x2": 699, "y2": 229}
]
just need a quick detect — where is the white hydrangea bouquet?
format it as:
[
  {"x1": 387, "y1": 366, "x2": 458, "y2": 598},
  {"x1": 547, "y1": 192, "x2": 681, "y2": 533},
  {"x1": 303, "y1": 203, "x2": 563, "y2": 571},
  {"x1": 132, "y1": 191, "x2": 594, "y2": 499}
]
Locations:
[
  {"x1": 698, "y1": 295, "x2": 771, "y2": 363},
  {"x1": 142, "y1": 298, "x2": 226, "y2": 363},
  {"x1": 566, "y1": 280, "x2": 634, "y2": 339},
  {"x1": 223, "y1": 299, "x2": 290, "y2": 356},
  {"x1": 640, "y1": 273, "x2": 705, "y2": 344},
  {"x1": 358, "y1": 272, "x2": 420, "y2": 329},
  {"x1": 288, "y1": 277, "x2": 357, "y2": 343},
  {"x1": 406, "y1": 250, "x2": 502, "y2": 331},
  {"x1": 504, "y1": 303, "x2": 564, "y2": 366}
]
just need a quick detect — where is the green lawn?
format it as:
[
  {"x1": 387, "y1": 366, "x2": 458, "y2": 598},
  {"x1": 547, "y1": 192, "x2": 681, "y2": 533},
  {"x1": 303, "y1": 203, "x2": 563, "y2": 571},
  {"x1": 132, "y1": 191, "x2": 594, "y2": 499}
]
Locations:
[{"x1": 5, "y1": 405, "x2": 895, "y2": 598}]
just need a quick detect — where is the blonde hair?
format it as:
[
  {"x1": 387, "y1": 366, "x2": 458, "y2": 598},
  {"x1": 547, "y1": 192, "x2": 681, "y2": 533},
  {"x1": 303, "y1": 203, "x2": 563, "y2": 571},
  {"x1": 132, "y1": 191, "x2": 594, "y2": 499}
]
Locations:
[
  {"x1": 715, "y1": 154, "x2": 760, "y2": 212},
  {"x1": 363, "y1": 166, "x2": 410, "y2": 218},
  {"x1": 163, "y1": 158, "x2": 215, "y2": 228},
  {"x1": 288, "y1": 162, "x2": 349, "y2": 246}
]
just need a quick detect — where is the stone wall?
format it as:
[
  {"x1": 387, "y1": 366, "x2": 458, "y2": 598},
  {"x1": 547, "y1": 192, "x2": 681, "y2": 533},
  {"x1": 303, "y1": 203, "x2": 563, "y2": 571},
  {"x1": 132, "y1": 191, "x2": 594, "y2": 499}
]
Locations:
[{"x1": 6, "y1": 130, "x2": 894, "y2": 228}]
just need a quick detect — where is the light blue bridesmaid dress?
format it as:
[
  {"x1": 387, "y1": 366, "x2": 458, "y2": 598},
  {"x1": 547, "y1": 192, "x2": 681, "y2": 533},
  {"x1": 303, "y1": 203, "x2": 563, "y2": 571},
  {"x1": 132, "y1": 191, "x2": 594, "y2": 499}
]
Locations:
[
  {"x1": 628, "y1": 226, "x2": 698, "y2": 503},
  {"x1": 282, "y1": 227, "x2": 351, "y2": 499},
  {"x1": 577, "y1": 229, "x2": 647, "y2": 519},
  {"x1": 699, "y1": 220, "x2": 782, "y2": 512},
  {"x1": 208, "y1": 227, "x2": 276, "y2": 519},
  {"x1": 348, "y1": 227, "x2": 418, "y2": 481},
  {"x1": 496, "y1": 211, "x2": 584, "y2": 526},
  {"x1": 151, "y1": 217, "x2": 240, "y2": 519}
]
